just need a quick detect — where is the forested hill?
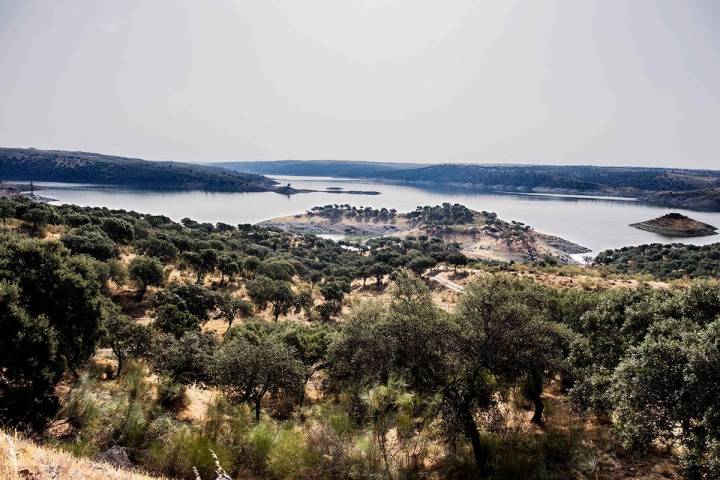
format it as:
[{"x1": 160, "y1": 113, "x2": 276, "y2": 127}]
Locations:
[
  {"x1": 222, "y1": 160, "x2": 720, "y2": 211},
  {"x1": 220, "y1": 159, "x2": 423, "y2": 178},
  {"x1": 0, "y1": 148, "x2": 276, "y2": 192}
]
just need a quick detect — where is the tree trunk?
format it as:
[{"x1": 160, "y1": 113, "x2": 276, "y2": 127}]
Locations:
[
  {"x1": 531, "y1": 395, "x2": 544, "y2": 425},
  {"x1": 136, "y1": 285, "x2": 146, "y2": 300},
  {"x1": 254, "y1": 397, "x2": 262, "y2": 422},
  {"x1": 529, "y1": 371, "x2": 544, "y2": 425},
  {"x1": 116, "y1": 353, "x2": 125, "y2": 378},
  {"x1": 462, "y1": 408, "x2": 489, "y2": 474}
]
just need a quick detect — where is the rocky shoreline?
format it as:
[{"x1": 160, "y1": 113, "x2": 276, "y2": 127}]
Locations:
[{"x1": 535, "y1": 233, "x2": 592, "y2": 255}]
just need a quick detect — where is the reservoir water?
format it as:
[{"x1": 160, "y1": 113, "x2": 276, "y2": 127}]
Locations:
[{"x1": 34, "y1": 176, "x2": 720, "y2": 257}]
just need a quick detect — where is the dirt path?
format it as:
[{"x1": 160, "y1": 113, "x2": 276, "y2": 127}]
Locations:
[{"x1": 430, "y1": 272, "x2": 465, "y2": 293}]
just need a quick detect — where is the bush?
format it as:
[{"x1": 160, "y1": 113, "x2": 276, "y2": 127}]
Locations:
[
  {"x1": 146, "y1": 428, "x2": 233, "y2": 479},
  {"x1": 156, "y1": 379, "x2": 188, "y2": 412},
  {"x1": 245, "y1": 422, "x2": 276, "y2": 470},
  {"x1": 267, "y1": 428, "x2": 319, "y2": 479}
]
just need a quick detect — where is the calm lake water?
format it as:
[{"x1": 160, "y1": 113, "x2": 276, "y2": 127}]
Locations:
[{"x1": 33, "y1": 176, "x2": 720, "y2": 257}]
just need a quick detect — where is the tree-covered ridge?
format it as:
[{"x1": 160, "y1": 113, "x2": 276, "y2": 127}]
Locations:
[
  {"x1": 307, "y1": 204, "x2": 398, "y2": 222},
  {"x1": 595, "y1": 242, "x2": 720, "y2": 279},
  {"x1": 379, "y1": 165, "x2": 720, "y2": 211},
  {"x1": 0, "y1": 147, "x2": 275, "y2": 192},
  {"x1": 379, "y1": 164, "x2": 717, "y2": 191},
  {"x1": 220, "y1": 159, "x2": 424, "y2": 177},
  {"x1": 405, "y1": 203, "x2": 475, "y2": 226},
  {"x1": 222, "y1": 160, "x2": 720, "y2": 212}
]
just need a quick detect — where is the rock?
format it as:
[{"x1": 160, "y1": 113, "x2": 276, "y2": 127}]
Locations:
[{"x1": 99, "y1": 446, "x2": 133, "y2": 469}]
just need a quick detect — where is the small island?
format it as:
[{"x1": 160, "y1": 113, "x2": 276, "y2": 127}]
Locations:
[{"x1": 630, "y1": 213, "x2": 718, "y2": 237}]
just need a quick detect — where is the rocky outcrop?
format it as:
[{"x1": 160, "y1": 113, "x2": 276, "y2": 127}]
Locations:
[{"x1": 630, "y1": 213, "x2": 718, "y2": 237}]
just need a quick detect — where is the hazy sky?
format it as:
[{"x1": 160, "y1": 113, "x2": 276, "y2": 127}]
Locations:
[{"x1": 1, "y1": 0, "x2": 719, "y2": 168}]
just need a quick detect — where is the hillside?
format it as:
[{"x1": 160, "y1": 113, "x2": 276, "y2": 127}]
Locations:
[
  {"x1": 220, "y1": 159, "x2": 423, "y2": 178},
  {"x1": 0, "y1": 148, "x2": 277, "y2": 192},
  {"x1": 261, "y1": 203, "x2": 590, "y2": 264},
  {"x1": 3, "y1": 197, "x2": 713, "y2": 479},
  {"x1": 595, "y1": 242, "x2": 720, "y2": 279},
  {"x1": 221, "y1": 160, "x2": 720, "y2": 211},
  {"x1": 1, "y1": 431, "x2": 164, "y2": 480}
]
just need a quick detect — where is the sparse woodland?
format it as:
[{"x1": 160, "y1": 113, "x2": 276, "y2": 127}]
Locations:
[{"x1": 2, "y1": 196, "x2": 720, "y2": 479}]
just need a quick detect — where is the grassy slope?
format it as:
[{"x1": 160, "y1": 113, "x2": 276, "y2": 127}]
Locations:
[{"x1": 1, "y1": 431, "x2": 165, "y2": 480}]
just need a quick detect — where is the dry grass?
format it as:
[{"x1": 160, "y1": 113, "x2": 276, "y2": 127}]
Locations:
[
  {"x1": 434, "y1": 268, "x2": 675, "y2": 292},
  {"x1": 0, "y1": 430, "x2": 165, "y2": 480}
]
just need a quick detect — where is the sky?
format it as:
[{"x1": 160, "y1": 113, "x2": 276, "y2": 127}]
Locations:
[{"x1": 0, "y1": 0, "x2": 719, "y2": 168}]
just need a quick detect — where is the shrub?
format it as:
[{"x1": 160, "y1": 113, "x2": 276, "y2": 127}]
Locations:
[
  {"x1": 267, "y1": 428, "x2": 319, "y2": 479},
  {"x1": 146, "y1": 428, "x2": 233, "y2": 479},
  {"x1": 245, "y1": 422, "x2": 276, "y2": 470},
  {"x1": 156, "y1": 379, "x2": 188, "y2": 412}
]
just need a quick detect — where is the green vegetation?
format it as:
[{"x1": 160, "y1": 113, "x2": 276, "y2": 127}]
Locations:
[
  {"x1": 0, "y1": 147, "x2": 275, "y2": 192},
  {"x1": 595, "y1": 242, "x2": 720, "y2": 279},
  {"x1": 307, "y1": 204, "x2": 398, "y2": 222},
  {"x1": 0, "y1": 231, "x2": 109, "y2": 430},
  {"x1": 406, "y1": 203, "x2": 476, "y2": 226},
  {"x1": 223, "y1": 160, "x2": 720, "y2": 212},
  {"x1": 4, "y1": 196, "x2": 720, "y2": 479}
]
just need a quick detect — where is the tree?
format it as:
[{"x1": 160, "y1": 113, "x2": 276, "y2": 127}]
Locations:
[
  {"x1": 216, "y1": 293, "x2": 254, "y2": 332},
  {"x1": 128, "y1": 256, "x2": 165, "y2": 299},
  {"x1": 217, "y1": 253, "x2": 241, "y2": 284},
  {"x1": 22, "y1": 207, "x2": 50, "y2": 236},
  {"x1": 0, "y1": 233, "x2": 107, "y2": 430},
  {"x1": 406, "y1": 255, "x2": 435, "y2": 276},
  {"x1": 183, "y1": 249, "x2": 219, "y2": 283},
  {"x1": 329, "y1": 271, "x2": 568, "y2": 474},
  {"x1": 0, "y1": 198, "x2": 15, "y2": 226},
  {"x1": 212, "y1": 334, "x2": 305, "y2": 421},
  {"x1": 101, "y1": 217, "x2": 135, "y2": 244},
  {"x1": 246, "y1": 276, "x2": 298, "y2": 321},
  {"x1": 276, "y1": 322, "x2": 332, "y2": 406},
  {"x1": 153, "y1": 304, "x2": 201, "y2": 337},
  {"x1": 0, "y1": 281, "x2": 63, "y2": 431},
  {"x1": 611, "y1": 319, "x2": 720, "y2": 478},
  {"x1": 150, "y1": 331, "x2": 217, "y2": 385},
  {"x1": 318, "y1": 277, "x2": 351, "y2": 320},
  {"x1": 446, "y1": 252, "x2": 468, "y2": 273},
  {"x1": 256, "y1": 259, "x2": 296, "y2": 281},
  {"x1": 61, "y1": 226, "x2": 118, "y2": 260},
  {"x1": 242, "y1": 256, "x2": 261, "y2": 278},
  {"x1": 455, "y1": 275, "x2": 570, "y2": 426},
  {"x1": 135, "y1": 236, "x2": 178, "y2": 262},
  {"x1": 215, "y1": 222, "x2": 235, "y2": 233},
  {"x1": 368, "y1": 262, "x2": 392, "y2": 290},
  {"x1": 104, "y1": 314, "x2": 153, "y2": 376},
  {"x1": 164, "y1": 283, "x2": 219, "y2": 323},
  {"x1": 566, "y1": 287, "x2": 677, "y2": 412}
]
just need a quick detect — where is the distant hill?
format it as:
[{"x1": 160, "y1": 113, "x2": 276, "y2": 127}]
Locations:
[
  {"x1": 0, "y1": 148, "x2": 276, "y2": 192},
  {"x1": 219, "y1": 160, "x2": 720, "y2": 211},
  {"x1": 220, "y1": 160, "x2": 424, "y2": 178}
]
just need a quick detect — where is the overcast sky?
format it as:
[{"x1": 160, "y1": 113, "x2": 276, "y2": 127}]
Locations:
[{"x1": 1, "y1": 0, "x2": 719, "y2": 168}]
